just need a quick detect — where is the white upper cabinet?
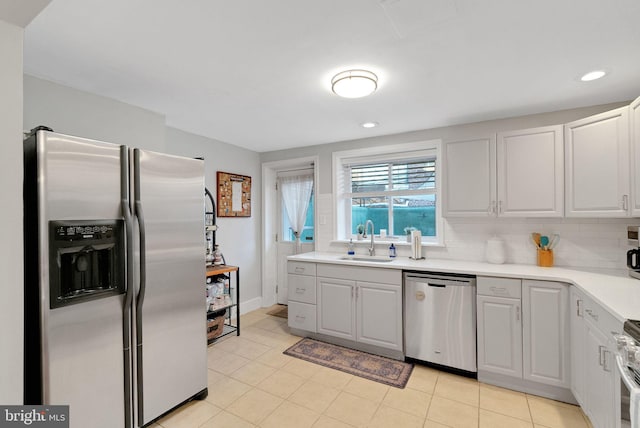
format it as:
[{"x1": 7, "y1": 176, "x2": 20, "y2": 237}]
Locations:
[
  {"x1": 496, "y1": 126, "x2": 564, "y2": 217},
  {"x1": 444, "y1": 137, "x2": 496, "y2": 216},
  {"x1": 630, "y1": 96, "x2": 640, "y2": 216},
  {"x1": 565, "y1": 106, "x2": 630, "y2": 217},
  {"x1": 444, "y1": 126, "x2": 563, "y2": 217}
]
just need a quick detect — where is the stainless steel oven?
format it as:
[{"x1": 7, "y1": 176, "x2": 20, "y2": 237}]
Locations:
[{"x1": 614, "y1": 320, "x2": 640, "y2": 428}]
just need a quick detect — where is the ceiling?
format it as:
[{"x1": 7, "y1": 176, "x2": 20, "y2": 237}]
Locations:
[{"x1": 23, "y1": 0, "x2": 640, "y2": 152}]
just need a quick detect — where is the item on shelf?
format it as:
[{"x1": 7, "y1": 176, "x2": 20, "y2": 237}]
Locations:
[
  {"x1": 213, "y1": 244, "x2": 223, "y2": 265},
  {"x1": 207, "y1": 309, "x2": 227, "y2": 340},
  {"x1": 205, "y1": 233, "x2": 214, "y2": 266}
]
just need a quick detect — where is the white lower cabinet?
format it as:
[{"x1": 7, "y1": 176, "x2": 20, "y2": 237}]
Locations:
[
  {"x1": 317, "y1": 277, "x2": 356, "y2": 340},
  {"x1": 356, "y1": 281, "x2": 403, "y2": 351},
  {"x1": 477, "y1": 277, "x2": 523, "y2": 377},
  {"x1": 478, "y1": 277, "x2": 570, "y2": 397},
  {"x1": 287, "y1": 262, "x2": 317, "y2": 332},
  {"x1": 570, "y1": 286, "x2": 620, "y2": 428},
  {"x1": 522, "y1": 280, "x2": 569, "y2": 388},
  {"x1": 316, "y1": 264, "x2": 403, "y2": 352},
  {"x1": 477, "y1": 294, "x2": 523, "y2": 377}
]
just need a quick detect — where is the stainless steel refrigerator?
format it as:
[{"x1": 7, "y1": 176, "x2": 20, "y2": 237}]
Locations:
[{"x1": 23, "y1": 128, "x2": 208, "y2": 428}]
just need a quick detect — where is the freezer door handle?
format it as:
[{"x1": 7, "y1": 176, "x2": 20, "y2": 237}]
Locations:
[
  {"x1": 120, "y1": 146, "x2": 133, "y2": 428},
  {"x1": 133, "y1": 148, "x2": 147, "y2": 427}
]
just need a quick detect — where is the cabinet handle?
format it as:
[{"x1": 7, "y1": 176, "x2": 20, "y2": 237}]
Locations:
[
  {"x1": 488, "y1": 201, "x2": 494, "y2": 214},
  {"x1": 586, "y1": 309, "x2": 599, "y2": 321},
  {"x1": 603, "y1": 349, "x2": 612, "y2": 372},
  {"x1": 598, "y1": 345, "x2": 606, "y2": 367},
  {"x1": 295, "y1": 267, "x2": 304, "y2": 273},
  {"x1": 295, "y1": 314, "x2": 306, "y2": 321},
  {"x1": 490, "y1": 286, "x2": 507, "y2": 295},
  {"x1": 576, "y1": 299, "x2": 583, "y2": 317},
  {"x1": 623, "y1": 194, "x2": 629, "y2": 211},
  {"x1": 498, "y1": 200, "x2": 503, "y2": 213},
  {"x1": 295, "y1": 287, "x2": 305, "y2": 293},
  {"x1": 355, "y1": 286, "x2": 359, "y2": 299},
  {"x1": 516, "y1": 305, "x2": 520, "y2": 322}
]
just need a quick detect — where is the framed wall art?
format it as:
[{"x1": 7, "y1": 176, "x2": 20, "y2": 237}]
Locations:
[{"x1": 216, "y1": 171, "x2": 252, "y2": 217}]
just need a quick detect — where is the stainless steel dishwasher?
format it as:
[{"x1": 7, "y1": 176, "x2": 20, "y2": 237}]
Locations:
[{"x1": 404, "y1": 272, "x2": 477, "y2": 374}]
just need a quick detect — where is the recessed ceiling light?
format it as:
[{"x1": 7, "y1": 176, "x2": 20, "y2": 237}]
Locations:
[
  {"x1": 580, "y1": 70, "x2": 607, "y2": 82},
  {"x1": 331, "y1": 69, "x2": 378, "y2": 98},
  {"x1": 361, "y1": 122, "x2": 378, "y2": 128}
]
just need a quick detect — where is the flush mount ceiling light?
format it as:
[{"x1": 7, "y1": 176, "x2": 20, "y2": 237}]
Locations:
[
  {"x1": 331, "y1": 69, "x2": 378, "y2": 98},
  {"x1": 361, "y1": 122, "x2": 378, "y2": 128},
  {"x1": 580, "y1": 70, "x2": 607, "y2": 82}
]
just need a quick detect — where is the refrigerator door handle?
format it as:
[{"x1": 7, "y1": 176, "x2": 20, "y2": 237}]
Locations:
[
  {"x1": 120, "y1": 145, "x2": 134, "y2": 428},
  {"x1": 133, "y1": 148, "x2": 147, "y2": 426}
]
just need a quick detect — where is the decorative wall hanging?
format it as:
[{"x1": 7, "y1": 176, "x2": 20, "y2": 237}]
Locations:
[{"x1": 216, "y1": 171, "x2": 251, "y2": 217}]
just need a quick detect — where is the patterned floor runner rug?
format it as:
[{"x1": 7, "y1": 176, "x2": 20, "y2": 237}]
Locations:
[{"x1": 283, "y1": 337, "x2": 413, "y2": 388}]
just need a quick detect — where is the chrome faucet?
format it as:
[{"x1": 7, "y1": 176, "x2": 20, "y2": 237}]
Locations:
[{"x1": 364, "y1": 219, "x2": 375, "y2": 256}]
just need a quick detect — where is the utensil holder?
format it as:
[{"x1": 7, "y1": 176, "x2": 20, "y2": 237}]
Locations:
[{"x1": 537, "y1": 249, "x2": 553, "y2": 267}]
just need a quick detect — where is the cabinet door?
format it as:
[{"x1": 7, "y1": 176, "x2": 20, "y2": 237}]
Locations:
[
  {"x1": 444, "y1": 137, "x2": 496, "y2": 216},
  {"x1": 477, "y1": 295, "x2": 522, "y2": 377},
  {"x1": 583, "y1": 317, "x2": 616, "y2": 428},
  {"x1": 356, "y1": 281, "x2": 402, "y2": 351},
  {"x1": 317, "y1": 277, "x2": 355, "y2": 340},
  {"x1": 565, "y1": 106, "x2": 630, "y2": 217},
  {"x1": 631, "y1": 96, "x2": 640, "y2": 216},
  {"x1": 522, "y1": 280, "x2": 569, "y2": 387},
  {"x1": 569, "y1": 287, "x2": 586, "y2": 407},
  {"x1": 496, "y1": 126, "x2": 563, "y2": 217}
]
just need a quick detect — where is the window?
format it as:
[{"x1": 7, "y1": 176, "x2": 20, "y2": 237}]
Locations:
[{"x1": 333, "y1": 141, "x2": 442, "y2": 244}]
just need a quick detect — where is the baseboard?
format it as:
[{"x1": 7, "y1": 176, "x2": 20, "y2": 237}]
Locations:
[
  {"x1": 478, "y1": 370, "x2": 577, "y2": 404},
  {"x1": 240, "y1": 297, "x2": 262, "y2": 315}
]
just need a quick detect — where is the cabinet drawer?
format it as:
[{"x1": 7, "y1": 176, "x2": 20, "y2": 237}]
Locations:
[
  {"x1": 478, "y1": 277, "x2": 521, "y2": 298},
  {"x1": 316, "y1": 263, "x2": 401, "y2": 285},
  {"x1": 288, "y1": 301, "x2": 317, "y2": 332},
  {"x1": 288, "y1": 261, "x2": 316, "y2": 276},
  {"x1": 580, "y1": 292, "x2": 622, "y2": 336},
  {"x1": 287, "y1": 274, "x2": 316, "y2": 304}
]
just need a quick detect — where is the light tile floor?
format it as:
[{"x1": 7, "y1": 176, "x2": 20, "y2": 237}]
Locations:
[{"x1": 153, "y1": 306, "x2": 593, "y2": 428}]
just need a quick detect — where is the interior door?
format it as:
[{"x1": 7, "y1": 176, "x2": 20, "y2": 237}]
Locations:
[{"x1": 276, "y1": 171, "x2": 315, "y2": 304}]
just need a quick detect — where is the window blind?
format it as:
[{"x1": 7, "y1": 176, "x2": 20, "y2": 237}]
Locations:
[{"x1": 350, "y1": 159, "x2": 435, "y2": 193}]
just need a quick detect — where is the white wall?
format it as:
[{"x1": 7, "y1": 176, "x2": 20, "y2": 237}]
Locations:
[
  {"x1": 24, "y1": 76, "x2": 263, "y2": 309},
  {"x1": 24, "y1": 75, "x2": 166, "y2": 151},
  {"x1": 0, "y1": 18, "x2": 24, "y2": 404},
  {"x1": 261, "y1": 101, "x2": 640, "y2": 271},
  {"x1": 165, "y1": 127, "x2": 262, "y2": 307}
]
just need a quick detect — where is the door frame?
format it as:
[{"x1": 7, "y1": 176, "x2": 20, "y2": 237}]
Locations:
[{"x1": 261, "y1": 156, "x2": 319, "y2": 307}]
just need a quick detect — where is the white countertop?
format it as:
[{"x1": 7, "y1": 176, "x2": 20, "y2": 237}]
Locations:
[{"x1": 288, "y1": 252, "x2": 640, "y2": 323}]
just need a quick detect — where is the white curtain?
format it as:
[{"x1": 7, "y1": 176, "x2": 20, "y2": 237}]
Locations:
[{"x1": 280, "y1": 174, "x2": 313, "y2": 254}]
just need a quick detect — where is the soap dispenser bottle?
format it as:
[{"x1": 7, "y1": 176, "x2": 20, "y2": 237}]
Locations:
[
  {"x1": 347, "y1": 239, "x2": 355, "y2": 255},
  {"x1": 389, "y1": 243, "x2": 396, "y2": 258}
]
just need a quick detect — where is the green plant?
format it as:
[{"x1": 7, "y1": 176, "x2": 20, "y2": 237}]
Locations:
[
  {"x1": 356, "y1": 224, "x2": 365, "y2": 234},
  {"x1": 404, "y1": 226, "x2": 417, "y2": 235}
]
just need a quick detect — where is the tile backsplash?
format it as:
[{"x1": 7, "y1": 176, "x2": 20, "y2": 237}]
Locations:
[{"x1": 318, "y1": 193, "x2": 640, "y2": 270}]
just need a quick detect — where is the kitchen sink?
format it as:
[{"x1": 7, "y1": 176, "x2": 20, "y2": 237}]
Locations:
[{"x1": 338, "y1": 256, "x2": 394, "y2": 263}]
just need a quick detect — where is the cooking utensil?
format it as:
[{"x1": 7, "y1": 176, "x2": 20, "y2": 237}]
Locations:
[
  {"x1": 531, "y1": 233, "x2": 541, "y2": 249},
  {"x1": 548, "y1": 234, "x2": 560, "y2": 250},
  {"x1": 540, "y1": 235, "x2": 550, "y2": 250}
]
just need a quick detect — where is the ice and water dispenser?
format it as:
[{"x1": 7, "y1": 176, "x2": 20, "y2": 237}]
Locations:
[{"x1": 48, "y1": 220, "x2": 125, "y2": 308}]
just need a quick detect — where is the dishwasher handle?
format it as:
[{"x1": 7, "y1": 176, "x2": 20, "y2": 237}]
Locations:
[{"x1": 428, "y1": 282, "x2": 446, "y2": 288}]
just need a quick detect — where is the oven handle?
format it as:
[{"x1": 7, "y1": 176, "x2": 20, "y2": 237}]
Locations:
[{"x1": 616, "y1": 354, "x2": 640, "y2": 392}]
